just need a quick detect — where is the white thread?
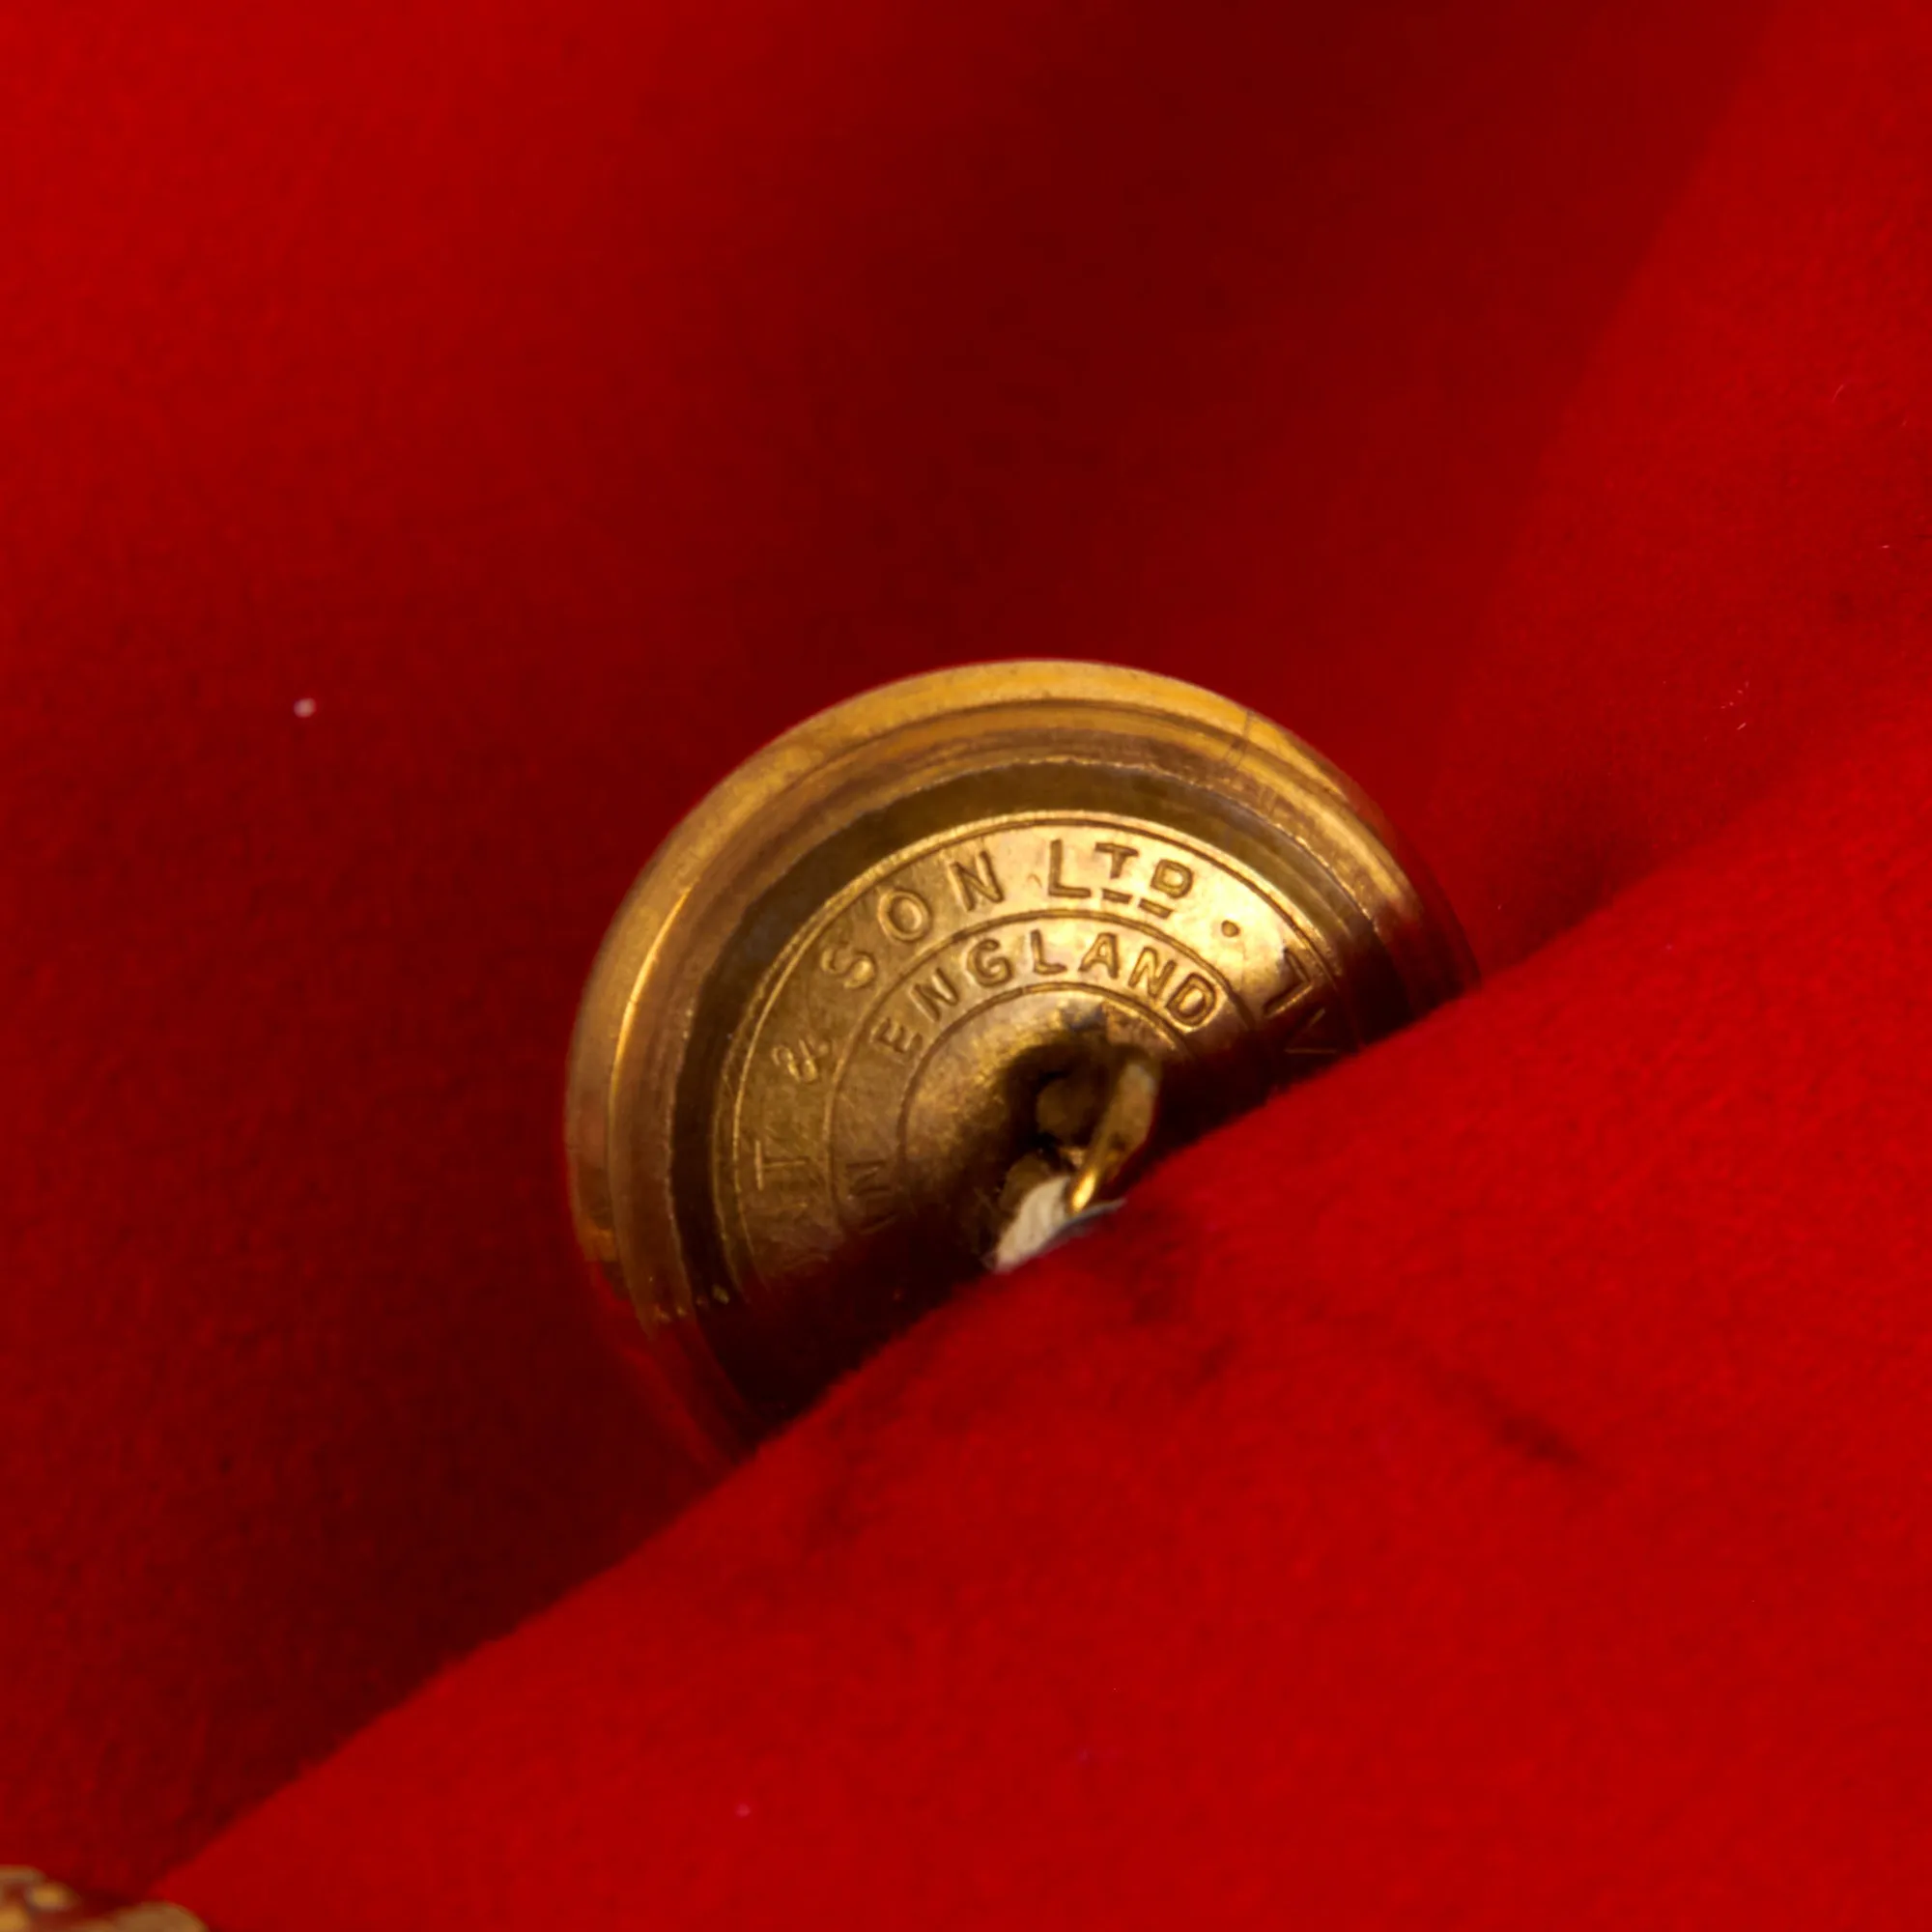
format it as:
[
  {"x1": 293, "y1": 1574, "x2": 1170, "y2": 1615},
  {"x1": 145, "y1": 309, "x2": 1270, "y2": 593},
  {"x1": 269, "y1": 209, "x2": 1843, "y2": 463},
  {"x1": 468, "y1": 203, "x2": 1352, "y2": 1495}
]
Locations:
[{"x1": 989, "y1": 1175, "x2": 1122, "y2": 1272}]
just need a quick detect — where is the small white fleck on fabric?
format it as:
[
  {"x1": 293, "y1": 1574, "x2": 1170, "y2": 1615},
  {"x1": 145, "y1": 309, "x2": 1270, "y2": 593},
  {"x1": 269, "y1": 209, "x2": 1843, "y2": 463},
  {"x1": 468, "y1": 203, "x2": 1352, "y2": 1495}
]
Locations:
[{"x1": 292, "y1": 696, "x2": 318, "y2": 719}]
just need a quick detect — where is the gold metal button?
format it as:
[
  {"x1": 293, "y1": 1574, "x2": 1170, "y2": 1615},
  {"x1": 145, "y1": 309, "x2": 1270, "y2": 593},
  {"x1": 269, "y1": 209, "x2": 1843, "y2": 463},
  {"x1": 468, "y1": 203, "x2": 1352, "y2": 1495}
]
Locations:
[
  {"x1": 567, "y1": 662, "x2": 1473, "y2": 1457},
  {"x1": 0, "y1": 1868, "x2": 209, "y2": 1930}
]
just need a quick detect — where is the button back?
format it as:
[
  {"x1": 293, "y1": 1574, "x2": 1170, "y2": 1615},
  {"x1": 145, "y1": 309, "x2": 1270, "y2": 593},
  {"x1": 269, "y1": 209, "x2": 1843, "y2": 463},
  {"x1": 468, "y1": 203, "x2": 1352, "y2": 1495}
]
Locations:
[{"x1": 567, "y1": 662, "x2": 1473, "y2": 1457}]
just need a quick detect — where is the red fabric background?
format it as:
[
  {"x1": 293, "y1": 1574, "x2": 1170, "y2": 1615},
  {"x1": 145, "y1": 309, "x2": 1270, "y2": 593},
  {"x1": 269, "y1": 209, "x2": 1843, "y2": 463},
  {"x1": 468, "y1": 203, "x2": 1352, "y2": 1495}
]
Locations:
[{"x1": 3, "y1": 0, "x2": 1927, "y2": 1919}]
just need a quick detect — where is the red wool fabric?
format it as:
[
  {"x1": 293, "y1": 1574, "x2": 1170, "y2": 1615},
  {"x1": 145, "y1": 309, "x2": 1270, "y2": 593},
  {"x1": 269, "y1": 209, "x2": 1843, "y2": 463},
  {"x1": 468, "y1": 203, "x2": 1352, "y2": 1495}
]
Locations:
[{"x1": 0, "y1": 0, "x2": 1925, "y2": 1921}]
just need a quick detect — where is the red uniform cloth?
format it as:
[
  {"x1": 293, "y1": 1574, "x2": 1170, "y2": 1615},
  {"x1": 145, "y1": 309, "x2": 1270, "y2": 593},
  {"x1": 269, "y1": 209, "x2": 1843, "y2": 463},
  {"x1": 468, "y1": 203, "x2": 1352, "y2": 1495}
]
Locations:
[{"x1": 3, "y1": 0, "x2": 1928, "y2": 1922}]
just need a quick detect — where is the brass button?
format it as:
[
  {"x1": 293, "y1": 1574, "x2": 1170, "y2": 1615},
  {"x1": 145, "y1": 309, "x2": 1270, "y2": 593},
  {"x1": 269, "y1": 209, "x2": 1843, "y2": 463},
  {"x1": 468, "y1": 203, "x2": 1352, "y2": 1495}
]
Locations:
[
  {"x1": 0, "y1": 1867, "x2": 210, "y2": 1930},
  {"x1": 567, "y1": 662, "x2": 1473, "y2": 1456}
]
